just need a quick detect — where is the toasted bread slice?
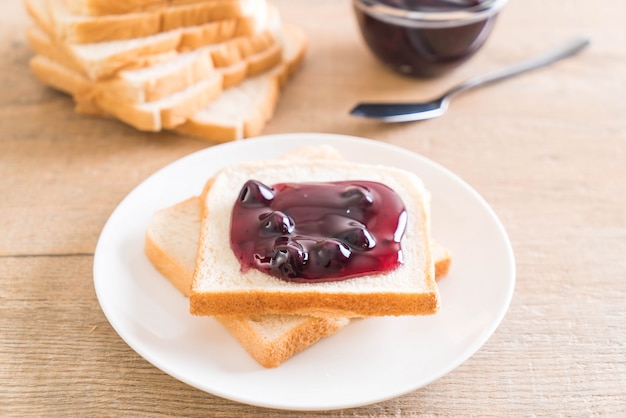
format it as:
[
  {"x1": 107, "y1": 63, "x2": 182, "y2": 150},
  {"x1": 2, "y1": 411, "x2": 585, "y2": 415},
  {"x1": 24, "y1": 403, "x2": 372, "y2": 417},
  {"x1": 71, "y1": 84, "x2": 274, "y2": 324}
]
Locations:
[{"x1": 190, "y1": 157, "x2": 439, "y2": 318}]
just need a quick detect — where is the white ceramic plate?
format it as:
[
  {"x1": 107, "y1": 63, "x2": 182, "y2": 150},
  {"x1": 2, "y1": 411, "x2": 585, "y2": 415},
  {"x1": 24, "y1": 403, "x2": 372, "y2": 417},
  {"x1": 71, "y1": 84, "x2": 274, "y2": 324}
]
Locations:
[{"x1": 93, "y1": 133, "x2": 515, "y2": 411}]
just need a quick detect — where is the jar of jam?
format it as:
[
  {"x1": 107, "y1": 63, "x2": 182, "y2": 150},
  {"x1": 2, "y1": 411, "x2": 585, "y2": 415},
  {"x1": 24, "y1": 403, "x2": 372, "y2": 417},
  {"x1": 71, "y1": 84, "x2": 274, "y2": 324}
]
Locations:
[{"x1": 353, "y1": 0, "x2": 509, "y2": 78}]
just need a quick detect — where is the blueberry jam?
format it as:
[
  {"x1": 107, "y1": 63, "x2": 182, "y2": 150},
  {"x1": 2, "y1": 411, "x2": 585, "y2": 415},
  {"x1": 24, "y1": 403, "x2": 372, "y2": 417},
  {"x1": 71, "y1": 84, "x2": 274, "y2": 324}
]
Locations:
[
  {"x1": 354, "y1": 0, "x2": 499, "y2": 78},
  {"x1": 230, "y1": 180, "x2": 408, "y2": 283}
]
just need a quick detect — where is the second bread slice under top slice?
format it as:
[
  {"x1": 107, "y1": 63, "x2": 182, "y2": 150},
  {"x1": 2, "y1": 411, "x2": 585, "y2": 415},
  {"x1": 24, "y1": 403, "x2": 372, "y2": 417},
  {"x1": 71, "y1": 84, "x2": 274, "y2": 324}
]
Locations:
[{"x1": 190, "y1": 158, "x2": 439, "y2": 318}]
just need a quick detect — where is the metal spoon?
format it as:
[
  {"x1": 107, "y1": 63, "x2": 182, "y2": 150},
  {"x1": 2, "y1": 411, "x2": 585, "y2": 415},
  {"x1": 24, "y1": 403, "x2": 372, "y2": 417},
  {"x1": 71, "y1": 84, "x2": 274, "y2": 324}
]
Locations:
[{"x1": 350, "y1": 36, "x2": 590, "y2": 123}]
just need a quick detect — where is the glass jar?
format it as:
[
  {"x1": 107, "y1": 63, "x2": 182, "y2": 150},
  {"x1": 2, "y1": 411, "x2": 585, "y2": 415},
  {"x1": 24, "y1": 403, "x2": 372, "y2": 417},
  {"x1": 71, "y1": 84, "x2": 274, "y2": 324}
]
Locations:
[{"x1": 353, "y1": 0, "x2": 509, "y2": 78}]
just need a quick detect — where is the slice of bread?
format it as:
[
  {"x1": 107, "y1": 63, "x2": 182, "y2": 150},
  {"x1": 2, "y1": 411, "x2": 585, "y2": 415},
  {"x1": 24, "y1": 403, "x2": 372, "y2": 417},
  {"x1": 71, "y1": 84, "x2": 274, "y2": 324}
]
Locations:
[
  {"x1": 25, "y1": 0, "x2": 279, "y2": 80},
  {"x1": 174, "y1": 25, "x2": 306, "y2": 141},
  {"x1": 62, "y1": 0, "x2": 171, "y2": 16},
  {"x1": 30, "y1": 52, "x2": 224, "y2": 130},
  {"x1": 161, "y1": 0, "x2": 263, "y2": 33},
  {"x1": 63, "y1": 0, "x2": 242, "y2": 17},
  {"x1": 28, "y1": 37, "x2": 284, "y2": 131},
  {"x1": 145, "y1": 145, "x2": 449, "y2": 367},
  {"x1": 29, "y1": 24, "x2": 302, "y2": 133},
  {"x1": 44, "y1": 0, "x2": 263, "y2": 44},
  {"x1": 95, "y1": 49, "x2": 216, "y2": 103},
  {"x1": 147, "y1": 197, "x2": 451, "y2": 297},
  {"x1": 144, "y1": 195, "x2": 450, "y2": 368},
  {"x1": 47, "y1": 0, "x2": 160, "y2": 44},
  {"x1": 26, "y1": 24, "x2": 181, "y2": 81},
  {"x1": 173, "y1": 69, "x2": 280, "y2": 141},
  {"x1": 29, "y1": 53, "x2": 92, "y2": 98},
  {"x1": 64, "y1": 0, "x2": 245, "y2": 17},
  {"x1": 28, "y1": 24, "x2": 280, "y2": 103},
  {"x1": 190, "y1": 158, "x2": 439, "y2": 318},
  {"x1": 97, "y1": 72, "x2": 224, "y2": 130}
]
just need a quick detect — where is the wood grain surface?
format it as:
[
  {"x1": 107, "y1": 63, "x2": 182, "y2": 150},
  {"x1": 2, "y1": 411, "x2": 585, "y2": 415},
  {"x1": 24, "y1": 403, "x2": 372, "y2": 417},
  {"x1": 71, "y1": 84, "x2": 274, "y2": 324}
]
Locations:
[{"x1": 1, "y1": 0, "x2": 625, "y2": 416}]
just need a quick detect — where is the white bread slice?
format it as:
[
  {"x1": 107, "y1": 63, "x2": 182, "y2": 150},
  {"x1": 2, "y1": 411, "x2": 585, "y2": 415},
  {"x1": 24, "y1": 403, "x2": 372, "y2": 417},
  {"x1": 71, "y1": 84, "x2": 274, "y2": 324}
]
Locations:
[
  {"x1": 27, "y1": 24, "x2": 279, "y2": 102},
  {"x1": 144, "y1": 192, "x2": 450, "y2": 367},
  {"x1": 26, "y1": 25, "x2": 182, "y2": 80},
  {"x1": 29, "y1": 53, "x2": 223, "y2": 129},
  {"x1": 148, "y1": 145, "x2": 350, "y2": 296},
  {"x1": 27, "y1": 31, "x2": 285, "y2": 131},
  {"x1": 174, "y1": 71, "x2": 279, "y2": 141},
  {"x1": 190, "y1": 158, "x2": 439, "y2": 318},
  {"x1": 174, "y1": 25, "x2": 306, "y2": 142},
  {"x1": 62, "y1": 0, "x2": 168, "y2": 16},
  {"x1": 144, "y1": 146, "x2": 449, "y2": 367},
  {"x1": 28, "y1": 0, "x2": 261, "y2": 51},
  {"x1": 63, "y1": 0, "x2": 233, "y2": 17},
  {"x1": 48, "y1": 0, "x2": 159, "y2": 44},
  {"x1": 45, "y1": 0, "x2": 263, "y2": 44},
  {"x1": 25, "y1": 0, "x2": 280, "y2": 80},
  {"x1": 95, "y1": 50, "x2": 215, "y2": 103},
  {"x1": 144, "y1": 196, "x2": 451, "y2": 368},
  {"x1": 148, "y1": 196, "x2": 451, "y2": 297},
  {"x1": 97, "y1": 72, "x2": 224, "y2": 130},
  {"x1": 271, "y1": 24, "x2": 307, "y2": 87},
  {"x1": 30, "y1": 53, "x2": 92, "y2": 98},
  {"x1": 63, "y1": 0, "x2": 240, "y2": 17},
  {"x1": 24, "y1": 0, "x2": 55, "y2": 36},
  {"x1": 161, "y1": 0, "x2": 264, "y2": 33},
  {"x1": 91, "y1": 30, "x2": 282, "y2": 105},
  {"x1": 28, "y1": 25, "x2": 286, "y2": 127}
]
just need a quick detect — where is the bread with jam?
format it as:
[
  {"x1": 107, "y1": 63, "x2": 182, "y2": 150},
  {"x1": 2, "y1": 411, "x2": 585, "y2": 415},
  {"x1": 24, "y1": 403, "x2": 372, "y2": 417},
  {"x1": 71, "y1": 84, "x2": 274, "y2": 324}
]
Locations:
[
  {"x1": 145, "y1": 195, "x2": 451, "y2": 368},
  {"x1": 190, "y1": 157, "x2": 440, "y2": 318}
]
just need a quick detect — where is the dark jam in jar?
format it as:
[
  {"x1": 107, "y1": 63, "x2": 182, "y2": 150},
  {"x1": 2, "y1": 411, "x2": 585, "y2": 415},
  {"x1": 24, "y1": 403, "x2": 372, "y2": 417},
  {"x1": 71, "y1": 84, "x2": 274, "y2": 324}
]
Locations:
[
  {"x1": 230, "y1": 180, "x2": 408, "y2": 283},
  {"x1": 354, "y1": 0, "x2": 500, "y2": 78}
]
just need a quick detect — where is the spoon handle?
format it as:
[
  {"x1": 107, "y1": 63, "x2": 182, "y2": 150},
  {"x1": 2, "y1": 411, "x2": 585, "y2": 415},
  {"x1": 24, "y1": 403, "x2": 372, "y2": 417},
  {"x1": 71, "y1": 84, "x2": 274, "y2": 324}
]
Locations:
[{"x1": 445, "y1": 36, "x2": 591, "y2": 98}]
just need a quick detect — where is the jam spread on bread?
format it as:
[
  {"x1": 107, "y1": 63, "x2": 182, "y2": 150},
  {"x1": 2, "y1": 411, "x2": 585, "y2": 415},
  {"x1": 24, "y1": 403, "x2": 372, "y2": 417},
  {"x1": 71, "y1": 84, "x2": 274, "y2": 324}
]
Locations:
[{"x1": 230, "y1": 180, "x2": 407, "y2": 282}]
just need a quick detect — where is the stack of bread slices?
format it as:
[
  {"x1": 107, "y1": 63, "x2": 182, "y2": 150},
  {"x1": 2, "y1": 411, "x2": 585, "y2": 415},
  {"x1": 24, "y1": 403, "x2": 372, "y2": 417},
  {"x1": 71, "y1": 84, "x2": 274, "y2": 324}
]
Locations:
[
  {"x1": 23, "y1": 0, "x2": 307, "y2": 142},
  {"x1": 145, "y1": 145, "x2": 453, "y2": 368}
]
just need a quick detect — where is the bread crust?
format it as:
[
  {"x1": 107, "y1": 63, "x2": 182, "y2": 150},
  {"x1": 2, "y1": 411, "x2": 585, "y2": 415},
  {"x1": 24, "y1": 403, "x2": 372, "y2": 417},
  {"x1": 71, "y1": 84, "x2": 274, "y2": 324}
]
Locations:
[
  {"x1": 50, "y1": 0, "x2": 162, "y2": 44},
  {"x1": 64, "y1": 0, "x2": 169, "y2": 16},
  {"x1": 191, "y1": 290, "x2": 440, "y2": 318},
  {"x1": 29, "y1": 54, "x2": 90, "y2": 97},
  {"x1": 45, "y1": 0, "x2": 261, "y2": 44},
  {"x1": 96, "y1": 72, "x2": 223, "y2": 130},
  {"x1": 96, "y1": 52, "x2": 215, "y2": 103},
  {"x1": 145, "y1": 232, "x2": 193, "y2": 296},
  {"x1": 214, "y1": 315, "x2": 350, "y2": 368},
  {"x1": 175, "y1": 25, "x2": 306, "y2": 142}
]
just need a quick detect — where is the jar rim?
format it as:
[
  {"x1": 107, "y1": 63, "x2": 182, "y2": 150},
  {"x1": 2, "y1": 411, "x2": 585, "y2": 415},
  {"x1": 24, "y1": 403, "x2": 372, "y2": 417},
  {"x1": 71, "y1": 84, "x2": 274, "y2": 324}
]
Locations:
[{"x1": 353, "y1": 0, "x2": 509, "y2": 28}]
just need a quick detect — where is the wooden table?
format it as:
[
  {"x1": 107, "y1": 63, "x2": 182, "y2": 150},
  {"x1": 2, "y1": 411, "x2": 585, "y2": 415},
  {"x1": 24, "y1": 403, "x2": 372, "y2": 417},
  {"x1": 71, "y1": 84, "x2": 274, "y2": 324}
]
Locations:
[{"x1": 2, "y1": 0, "x2": 625, "y2": 415}]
